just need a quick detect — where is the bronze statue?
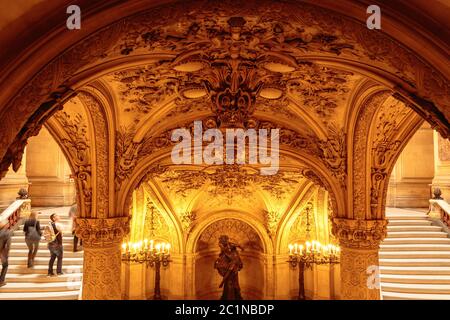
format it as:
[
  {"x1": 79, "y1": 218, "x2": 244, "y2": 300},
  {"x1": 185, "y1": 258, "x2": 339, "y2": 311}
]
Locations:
[{"x1": 214, "y1": 235, "x2": 243, "y2": 300}]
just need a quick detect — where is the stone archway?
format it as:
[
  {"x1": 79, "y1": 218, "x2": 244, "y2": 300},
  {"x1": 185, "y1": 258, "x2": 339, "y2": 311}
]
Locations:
[{"x1": 0, "y1": 0, "x2": 448, "y2": 301}]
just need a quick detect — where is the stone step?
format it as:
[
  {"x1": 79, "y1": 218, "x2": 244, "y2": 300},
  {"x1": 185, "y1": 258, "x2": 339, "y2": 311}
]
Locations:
[
  {"x1": 13, "y1": 230, "x2": 74, "y2": 237},
  {"x1": 380, "y1": 244, "x2": 450, "y2": 251},
  {"x1": 386, "y1": 231, "x2": 448, "y2": 238},
  {"x1": 8, "y1": 257, "x2": 83, "y2": 266},
  {"x1": 9, "y1": 249, "x2": 83, "y2": 258},
  {"x1": 6, "y1": 265, "x2": 83, "y2": 275},
  {"x1": 379, "y1": 258, "x2": 450, "y2": 267},
  {"x1": 386, "y1": 215, "x2": 429, "y2": 220},
  {"x1": 379, "y1": 266, "x2": 450, "y2": 275},
  {"x1": 10, "y1": 243, "x2": 78, "y2": 250},
  {"x1": 388, "y1": 220, "x2": 432, "y2": 226},
  {"x1": 382, "y1": 291, "x2": 450, "y2": 300},
  {"x1": 11, "y1": 236, "x2": 74, "y2": 243},
  {"x1": 0, "y1": 290, "x2": 79, "y2": 300},
  {"x1": 381, "y1": 282, "x2": 450, "y2": 294},
  {"x1": 383, "y1": 237, "x2": 450, "y2": 244},
  {"x1": 379, "y1": 251, "x2": 450, "y2": 259},
  {"x1": 380, "y1": 274, "x2": 450, "y2": 284},
  {"x1": 387, "y1": 225, "x2": 442, "y2": 232},
  {"x1": 4, "y1": 273, "x2": 83, "y2": 283},
  {"x1": 0, "y1": 281, "x2": 81, "y2": 293}
]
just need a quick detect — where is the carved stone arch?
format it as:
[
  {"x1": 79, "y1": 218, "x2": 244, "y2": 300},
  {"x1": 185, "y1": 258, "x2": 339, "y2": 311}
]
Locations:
[
  {"x1": 349, "y1": 88, "x2": 392, "y2": 220},
  {"x1": 367, "y1": 96, "x2": 425, "y2": 220},
  {"x1": 118, "y1": 145, "x2": 346, "y2": 225},
  {"x1": 45, "y1": 97, "x2": 94, "y2": 218},
  {"x1": 1, "y1": 0, "x2": 450, "y2": 180},
  {"x1": 77, "y1": 90, "x2": 112, "y2": 219}
]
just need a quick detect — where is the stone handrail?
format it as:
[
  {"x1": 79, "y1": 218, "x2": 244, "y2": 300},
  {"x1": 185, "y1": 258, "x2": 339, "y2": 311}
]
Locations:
[
  {"x1": 0, "y1": 199, "x2": 31, "y2": 229},
  {"x1": 429, "y1": 199, "x2": 450, "y2": 228}
]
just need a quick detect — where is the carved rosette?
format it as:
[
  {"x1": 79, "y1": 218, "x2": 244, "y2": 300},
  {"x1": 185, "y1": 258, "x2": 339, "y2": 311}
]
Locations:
[
  {"x1": 75, "y1": 217, "x2": 130, "y2": 247},
  {"x1": 332, "y1": 218, "x2": 387, "y2": 250}
]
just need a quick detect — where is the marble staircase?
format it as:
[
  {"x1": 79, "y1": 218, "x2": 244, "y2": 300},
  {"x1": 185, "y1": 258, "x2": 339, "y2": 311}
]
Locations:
[
  {"x1": 380, "y1": 208, "x2": 450, "y2": 300},
  {"x1": 0, "y1": 207, "x2": 83, "y2": 300}
]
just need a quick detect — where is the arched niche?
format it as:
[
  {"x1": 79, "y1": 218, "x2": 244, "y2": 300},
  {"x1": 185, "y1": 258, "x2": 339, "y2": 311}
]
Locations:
[{"x1": 193, "y1": 218, "x2": 265, "y2": 300}]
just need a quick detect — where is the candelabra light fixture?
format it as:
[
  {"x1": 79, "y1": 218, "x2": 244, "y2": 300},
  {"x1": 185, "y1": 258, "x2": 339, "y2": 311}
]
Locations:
[
  {"x1": 288, "y1": 240, "x2": 340, "y2": 300},
  {"x1": 122, "y1": 239, "x2": 171, "y2": 300},
  {"x1": 287, "y1": 203, "x2": 340, "y2": 300}
]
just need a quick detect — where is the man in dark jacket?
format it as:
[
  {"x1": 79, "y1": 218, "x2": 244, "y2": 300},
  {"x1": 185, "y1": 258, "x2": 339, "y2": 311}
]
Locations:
[{"x1": 0, "y1": 218, "x2": 12, "y2": 287}]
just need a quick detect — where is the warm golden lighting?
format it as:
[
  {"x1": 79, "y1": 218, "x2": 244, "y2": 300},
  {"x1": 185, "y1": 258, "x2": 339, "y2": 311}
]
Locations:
[
  {"x1": 288, "y1": 240, "x2": 340, "y2": 265},
  {"x1": 122, "y1": 240, "x2": 171, "y2": 259}
]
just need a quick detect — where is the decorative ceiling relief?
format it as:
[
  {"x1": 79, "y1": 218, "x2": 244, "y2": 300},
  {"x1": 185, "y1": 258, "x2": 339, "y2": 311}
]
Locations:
[
  {"x1": 155, "y1": 164, "x2": 304, "y2": 205},
  {"x1": 319, "y1": 125, "x2": 347, "y2": 188},
  {"x1": 107, "y1": 14, "x2": 359, "y2": 130},
  {"x1": 196, "y1": 218, "x2": 263, "y2": 252},
  {"x1": 265, "y1": 210, "x2": 280, "y2": 237},
  {"x1": 288, "y1": 202, "x2": 316, "y2": 244},
  {"x1": 285, "y1": 63, "x2": 356, "y2": 121},
  {"x1": 181, "y1": 211, "x2": 197, "y2": 233},
  {"x1": 144, "y1": 199, "x2": 171, "y2": 240}
]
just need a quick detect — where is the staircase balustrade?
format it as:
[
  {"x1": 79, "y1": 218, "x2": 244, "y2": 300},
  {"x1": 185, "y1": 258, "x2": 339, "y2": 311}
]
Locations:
[
  {"x1": 0, "y1": 199, "x2": 31, "y2": 230},
  {"x1": 429, "y1": 198, "x2": 450, "y2": 229}
]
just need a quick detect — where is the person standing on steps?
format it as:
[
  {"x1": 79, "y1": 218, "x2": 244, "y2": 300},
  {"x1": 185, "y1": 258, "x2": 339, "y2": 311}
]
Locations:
[
  {"x1": 0, "y1": 218, "x2": 12, "y2": 287},
  {"x1": 44, "y1": 213, "x2": 64, "y2": 277},
  {"x1": 69, "y1": 203, "x2": 82, "y2": 252},
  {"x1": 23, "y1": 211, "x2": 42, "y2": 268}
]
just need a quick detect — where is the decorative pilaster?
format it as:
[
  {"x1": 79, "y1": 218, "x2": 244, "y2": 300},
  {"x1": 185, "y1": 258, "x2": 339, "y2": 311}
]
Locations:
[
  {"x1": 75, "y1": 217, "x2": 130, "y2": 300},
  {"x1": 332, "y1": 218, "x2": 387, "y2": 300}
]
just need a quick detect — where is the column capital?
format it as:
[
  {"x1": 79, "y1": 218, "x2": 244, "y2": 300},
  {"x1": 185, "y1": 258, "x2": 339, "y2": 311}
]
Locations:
[
  {"x1": 332, "y1": 218, "x2": 387, "y2": 250},
  {"x1": 75, "y1": 216, "x2": 130, "y2": 247}
]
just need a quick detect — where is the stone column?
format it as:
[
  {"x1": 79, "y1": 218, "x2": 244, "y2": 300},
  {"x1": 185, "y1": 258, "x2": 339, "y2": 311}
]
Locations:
[
  {"x1": 76, "y1": 217, "x2": 130, "y2": 300},
  {"x1": 332, "y1": 218, "x2": 387, "y2": 300}
]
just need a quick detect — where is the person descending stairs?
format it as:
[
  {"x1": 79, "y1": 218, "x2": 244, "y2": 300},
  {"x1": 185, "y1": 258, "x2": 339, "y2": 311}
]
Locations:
[{"x1": 0, "y1": 207, "x2": 83, "y2": 300}]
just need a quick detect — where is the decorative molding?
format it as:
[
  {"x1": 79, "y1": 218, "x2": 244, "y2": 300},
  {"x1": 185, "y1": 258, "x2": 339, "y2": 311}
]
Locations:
[
  {"x1": 181, "y1": 211, "x2": 197, "y2": 233},
  {"x1": 1, "y1": 0, "x2": 450, "y2": 178},
  {"x1": 78, "y1": 92, "x2": 110, "y2": 218},
  {"x1": 53, "y1": 109, "x2": 93, "y2": 216},
  {"x1": 332, "y1": 218, "x2": 387, "y2": 250},
  {"x1": 438, "y1": 134, "x2": 450, "y2": 162},
  {"x1": 75, "y1": 216, "x2": 130, "y2": 247},
  {"x1": 265, "y1": 210, "x2": 279, "y2": 237},
  {"x1": 352, "y1": 91, "x2": 390, "y2": 219}
]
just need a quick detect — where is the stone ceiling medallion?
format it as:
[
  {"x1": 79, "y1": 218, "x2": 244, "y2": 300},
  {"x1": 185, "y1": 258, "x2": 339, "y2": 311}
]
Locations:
[{"x1": 170, "y1": 16, "x2": 297, "y2": 129}]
